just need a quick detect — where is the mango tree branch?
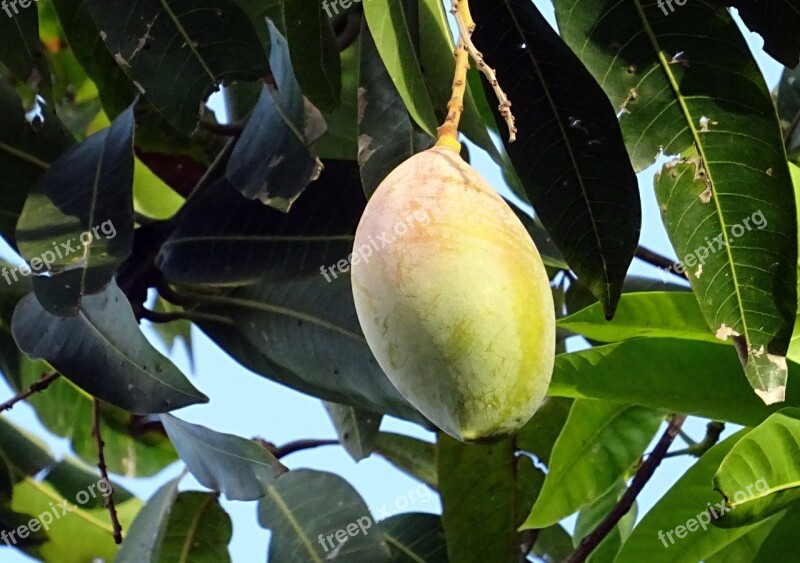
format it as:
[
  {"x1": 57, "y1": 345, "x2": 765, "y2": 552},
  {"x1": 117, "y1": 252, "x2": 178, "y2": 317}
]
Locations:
[
  {"x1": 564, "y1": 413, "x2": 687, "y2": 563},
  {"x1": 0, "y1": 371, "x2": 60, "y2": 413},
  {"x1": 92, "y1": 399, "x2": 123, "y2": 544}
]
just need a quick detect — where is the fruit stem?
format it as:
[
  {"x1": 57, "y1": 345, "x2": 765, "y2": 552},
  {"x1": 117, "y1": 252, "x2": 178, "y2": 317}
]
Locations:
[
  {"x1": 436, "y1": 0, "x2": 517, "y2": 147},
  {"x1": 436, "y1": 38, "x2": 470, "y2": 152}
]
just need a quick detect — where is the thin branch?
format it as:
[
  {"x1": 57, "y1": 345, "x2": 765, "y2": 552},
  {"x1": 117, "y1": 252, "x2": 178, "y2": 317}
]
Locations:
[
  {"x1": 665, "y1": 421, "x2": 724, "y2": 459},
  {"x1": 565, "y1": 414, "x2": 687, "y2": 563},
  {"x1": 256, "y1": 438, "x2": 339, "y2": 459},
  {"x1": 0, "y1": 372, "x2": 60, "y2": 413},
  {"x1": 635, "y1": 245, "x2": 686, "y2": 280},
  {"x1": 336, "y1": 13, "x2": 363, "y2": 51},
  {"x1": 92, "y1": 399, "x2": 123, "y2": 544},
  {"x1": 141, "y1": 307, "x2": 234, "y2": 326}
]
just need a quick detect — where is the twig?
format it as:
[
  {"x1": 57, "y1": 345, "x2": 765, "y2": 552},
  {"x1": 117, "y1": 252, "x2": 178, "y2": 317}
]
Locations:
[
  {"x1": 256, "y1": 438, "x2": 339, "y2": 459},
  {"x1": 140, "y1": 307, "x2": 234, "y2": 326},
  {"x1": 336, "y1": 13, "x2": 363, "y2": 51},
  {"x1": 450, "y1": 0, "x2": 516, "y2": 142},
  {"x1": 635, "y1": 245, "x2": 686, "y2": 280},
  {"x1": 565, "y1": 414, "x2": 687, "y2": 563},
  {"x1": 665, "y1": 421, "x2": 724, "y2": 459},
  {"x1": 92, "y1": 399, "x2": 123, "y2": 544},
  {"x1": 0, "y1": 372, "x2": 60, "y2": 413}
]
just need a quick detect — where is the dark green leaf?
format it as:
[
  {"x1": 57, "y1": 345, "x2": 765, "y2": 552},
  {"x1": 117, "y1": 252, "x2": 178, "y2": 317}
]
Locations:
[
  {"x1": 324, "y1": 401, "x2": 382, "y2": 462},
  {"x1": 374, "y1": 432, "x2": 437, "y2": 489},
  {"x1": 752, "y1": 503, "x2": 800, "y2": 562},
  {"x1": 314, "y1": 37, "x2": 359, "y2": 160},
  {"x1": 87, "y1": 0, "x2": 268, "y2": 134},
  {"x1": 358, "y1": 21, "x2": 433, "y2": 199},
  {"x1": 16, "y1": 104, "x2": 135, "y2": 316},
  {"x1": 516, "y1": 397, "x2": 572, "y2": 466},
  {"x1": 574, "y1": 480, "x2": 637, "y2": 563},
  {"x1": 258, "y1": 469, "x2": 392, "y2": 562},
  {"x1": 11, "y1": 281, "x2": 207, "y2": 414},
  {"x1": 381, "y1": 513, "x2": 447, "y2": 563},
  {"x1": 161, "y1": 414, "x2": 285, "y2": 501},
  {"x1": 225, "y1": 20, "x2": 325, "y2": 211},
  {"x1": 0, "y1": 2, "x2": 49, "y2": 93},
  {"x1": 471, "y1": 0, "x2": 641, "y2": 318}
]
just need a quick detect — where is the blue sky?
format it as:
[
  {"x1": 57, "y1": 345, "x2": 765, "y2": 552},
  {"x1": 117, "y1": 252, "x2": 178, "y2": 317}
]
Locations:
[{"x1": 0, "y1": 2, "x2": 787, "y2": 561}]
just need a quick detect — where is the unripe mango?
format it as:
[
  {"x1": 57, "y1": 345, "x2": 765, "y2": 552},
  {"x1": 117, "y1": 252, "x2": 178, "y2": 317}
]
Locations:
[{"x1": 351, "y1": 146, "x2": 555, "y2": 441}]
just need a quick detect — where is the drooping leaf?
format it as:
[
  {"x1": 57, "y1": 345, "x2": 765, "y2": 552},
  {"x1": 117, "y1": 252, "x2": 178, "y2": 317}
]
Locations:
[
  {"x1": 559, "y1": 291, "x2": 719, "y2": 344},
  {"x1": 554, "y1": 0, "x2": 798, "y2": 403},
  {"x1": 549, "y1": 338, "x2": 796, "y2": 427},
  {"x1": 522, "y1": 401, "x2": 663, "y2": 529},
  {"x1": 0, "y1": 2, "x2": 50, "y2": 93},
  {"x1": 11, "y1": 280, "x2": 208, "y2": 414},
  {"x1": 437, "y1": 434, "x2": 519, "y2": 563},
  {"x1": 225, "y1": 20, "x2": 325, "y2": 211},
  {"x1": 362, "y1": 0, "x2": 439, "y2": 137},
  {"x1": 471, "y1": 0, "x2": 641, "y2": 318},
  {"x1": 87, "y1": 0, "x2": 268, "y2": 134},
  {"x1": 258, "y1": 469, "x2": 392, "y2": 562},
  {"x1": 0, "y1": 80, "x2": 73, "y2": 249},
  {"x1": 51, "y1": 0, "x2": 136, "y2": 117},
  {"x1": 712, "y1": 408, "x2": 800, "y2": 527},
  {"x1": 324, "y1": 401, "x2": 382, "y2": 462},
  {"x1": 381, "y1": 513, "x2": 447, "y2": 562},
  {"x1": 358, "y1": 20, "x2": 433, "y2": 199},
  {"x1": 117, "y1": 478, "x2": 232, "y2": 563},
  {"x1": 614, "y1": 431, "x2": 784, "y2": 563},
  {"x1": 374, "y1": 432, "x2": 437, "y2": 489},
  {"x1": 157, "y1": 160, "x2": 365, "y2": 286},
  {"x1": 161, "y1": 414, "x2": 285, "y2": 501},
  {"x1": 16, "y1": 103, "x2": 135, "y2": 316}
]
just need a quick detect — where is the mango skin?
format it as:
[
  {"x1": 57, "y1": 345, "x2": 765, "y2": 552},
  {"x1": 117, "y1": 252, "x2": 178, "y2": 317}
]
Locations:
[{"x1": 351, "y1": 146, "x2": 555, "y2": 441}]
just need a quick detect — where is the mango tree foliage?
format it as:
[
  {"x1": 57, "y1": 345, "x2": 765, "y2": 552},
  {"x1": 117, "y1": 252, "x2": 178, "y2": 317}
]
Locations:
[{"x1": 0, "y1": 0, "x2": 798, "y2": 561}]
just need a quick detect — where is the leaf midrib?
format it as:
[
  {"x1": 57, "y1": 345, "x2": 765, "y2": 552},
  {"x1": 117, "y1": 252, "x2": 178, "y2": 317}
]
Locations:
[{"x1": 265, "y1": 485, "x2": 323, "y2": 563}]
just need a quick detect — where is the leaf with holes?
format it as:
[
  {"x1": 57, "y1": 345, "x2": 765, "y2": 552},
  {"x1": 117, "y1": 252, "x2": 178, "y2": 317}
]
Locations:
[
  {"x1": 225, "y1": 19, "x2": 325, "y2": 211},
  {"x1": 11, "y1": 281, "x2": 207, "y2": 414},
  {"x1": 258, "y1": 469, "x2": 392, "y2": 562},
  {"x1": 471, "y1": 0, "x2": 641, "y2": 318},
  {"x1": 87, "y1": 0, "x2": 268, "y2": 134},
  {"x1": 16, "y1": 103, "x2": 135, "y2": 316},
  {"x1": 161, "y1": 414, "x2": 285, "y2": 501},
  {"x1": 554, "y1": 0, "x2": 798, "y2": 404}
]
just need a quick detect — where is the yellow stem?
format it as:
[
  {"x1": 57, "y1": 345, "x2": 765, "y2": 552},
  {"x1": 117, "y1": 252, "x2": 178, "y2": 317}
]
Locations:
[{"x1": 436, "y1": 0, "x2": 517, "y2": 146}]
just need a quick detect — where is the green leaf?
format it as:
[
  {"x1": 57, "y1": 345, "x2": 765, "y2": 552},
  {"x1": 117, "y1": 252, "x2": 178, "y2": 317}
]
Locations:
[
  {"x1": 225, "y1": 20, "x2": 325, "y2": 211},
  {"x1": 707, "y1": 515, "x2": 779, "y2": 563},
  {"x1": 559, "y1": 291, "x2": 719, "y2": 344},
  {"x1": 258, "y1": 469, "x2": 392, "y2": 562},
  {"x1": 712, "y1": 408, "x2": 800, "y2": 527},
  {"x1": 614, "y1": 431, "x2": 784, "y2": 563},
  {"x1": 12, "y1": 280, "x2": 208, "y2": 414},
  {"x1": 251, "y1": 0, "x2": 341, "y2": 112},
  {"x1": 752, "y1": 502, "x2": 800, "y2": 562},
  {"x1": 362, "y1": 0, "x2": 438, "y2": 137},
  {"x1": 0, "y1": 2, "x2": 50, "y2": 93},
  {"x1": 381, "y1": 513, "x2": 447, "y2": 562},
  {"x1": 516, "y1": 397, "x2": 573, "y2": 466},
  {"x1": 0, "y1": 80, "x2": 73, "y2": 249},
  {"x1": 437, "y1": 434, "x2": 518, "y2": 563},
  {"x1": 0, "y1": 416, "x2": 56, "y2": 481},
  {"x1": 357, "y1": 20, "x2": 433, "y2": 199},
  {"x1": 574, "y1": 480, "x2": 637, "y2": 563},
  {"x1": 550, "y1": 338, "x2": 794, "y2": 427},
  {"x1": 16, "y1": 103, "x2": 135, "y2": 316},
  {"x1": 161, "y1": 414, "x2": 285, "y2": 501},
  {"x1": 314, "y1": 37, "x2": 359, "y2": 160},
  {"x1": 471, "y1": 0, "x2": 641, "y2": 318},
  {"x1": 157, "y1": 160, "x2": 364, "y2": 286},
  {"x1": 531, "y1": 524, "x2": 574, "y2": 562},
  {"x1": 324, "y1": 401, "x2": 382, "y2": 462},
  {"x1": 555, "y1": 0, "x2": 798, "y2": 402},
  {"x1": 523, "y1": 400, "x2": 663, "y2": 529},
  {"x1": 87, "y1": 0, "x2": 268, "y2": 134},
  {"x1": 374, "y1": 432, "x2": 437, "y2": 489},
  {"x1": 118, "y1": 479, "x2": 232, "y2": 563},
  {"x1": 51, "y1": 0, "x2": 136, "y2": 117}
]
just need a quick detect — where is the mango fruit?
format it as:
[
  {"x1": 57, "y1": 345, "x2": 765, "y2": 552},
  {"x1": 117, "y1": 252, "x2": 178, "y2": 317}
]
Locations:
[{"x1": 351, "y1": 146, "x2": 555, "y2": 441}]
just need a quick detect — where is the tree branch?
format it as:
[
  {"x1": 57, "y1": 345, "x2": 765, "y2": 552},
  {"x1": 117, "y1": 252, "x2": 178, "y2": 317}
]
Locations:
[
  {"x1": 256, "y1": 438, "x2": 339, "y2": 459},
  {"x1": 92, "y1": 400, "x2": 123, "y2": 544},
  {"x1": 0, "y1": 372, "x2": 60, "y2": 413},
  {"x1": 666, "y1": 421, "x2": 724, "y2": 459},
  {"x1": 564, "y1": 414, "x2": 687, "y2": 563},
  {"x1": 635, "y1": 246, "x2": 686, "y2": 281}
]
